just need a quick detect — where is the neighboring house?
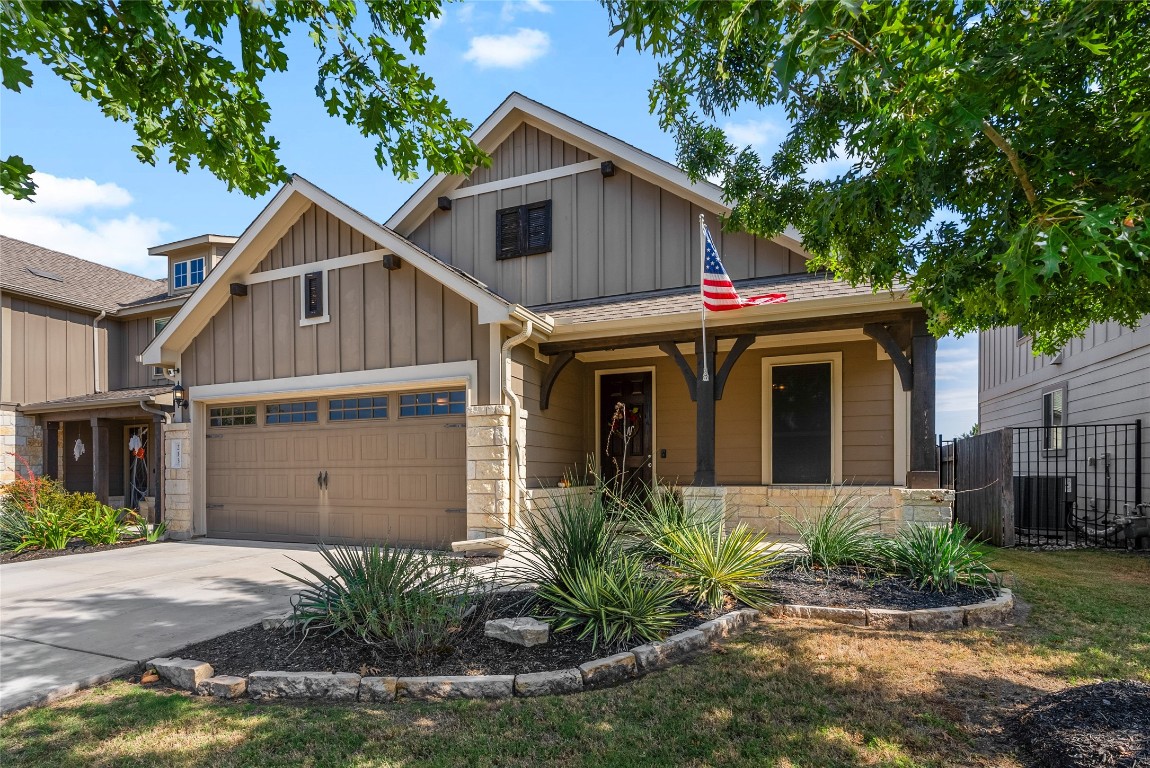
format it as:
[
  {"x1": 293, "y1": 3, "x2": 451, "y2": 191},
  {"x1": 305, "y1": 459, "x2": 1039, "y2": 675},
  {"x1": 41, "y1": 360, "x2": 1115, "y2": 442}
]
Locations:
[
  {"x1": 0, "y1": 234, "x2": 236, "y2": 515},
  {"x1": 132, "y1": 93, "x2": 944, "y2": 548},
  {"x1": 978, "y1": 321, "x2": 1149, "y2": 514}
]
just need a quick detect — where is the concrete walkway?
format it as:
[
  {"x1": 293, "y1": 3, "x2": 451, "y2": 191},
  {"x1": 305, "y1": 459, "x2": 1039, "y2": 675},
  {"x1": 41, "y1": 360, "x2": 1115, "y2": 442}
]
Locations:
[{"x1": 0, "y1": 539, "x2": 335, "y2": 714}]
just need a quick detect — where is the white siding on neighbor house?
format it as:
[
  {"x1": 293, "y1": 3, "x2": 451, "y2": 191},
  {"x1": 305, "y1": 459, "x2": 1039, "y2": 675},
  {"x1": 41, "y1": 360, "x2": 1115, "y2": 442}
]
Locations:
[{"x1": 978, "y1": 318, "x2": 1150, "y2": 505}]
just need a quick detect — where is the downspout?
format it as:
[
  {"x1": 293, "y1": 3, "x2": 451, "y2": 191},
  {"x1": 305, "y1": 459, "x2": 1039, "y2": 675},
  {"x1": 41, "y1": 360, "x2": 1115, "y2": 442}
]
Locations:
[
  {"x1": 92, "y1": 310, "x2": 107, "y2": 393},
  {"x1": 138, "y1": 401, "x2": 171, "y2": 424},
  {"x1": 501, "y1": 318, "x2": 533, "y2": 531}
]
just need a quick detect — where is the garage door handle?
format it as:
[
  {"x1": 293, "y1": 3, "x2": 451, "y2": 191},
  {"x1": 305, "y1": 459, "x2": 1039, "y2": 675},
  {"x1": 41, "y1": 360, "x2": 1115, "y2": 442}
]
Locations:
[
  {"x1": 322, "y1": 470, "x2": 329, "y2": 490},
  {"x1": 317, "y1": 471, "x2": 324, "y2": 489}
]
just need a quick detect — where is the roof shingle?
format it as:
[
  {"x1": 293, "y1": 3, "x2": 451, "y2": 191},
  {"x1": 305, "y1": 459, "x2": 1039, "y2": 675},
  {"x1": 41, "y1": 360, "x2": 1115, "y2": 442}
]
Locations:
[{"x1": 0, "y1": 236, "x2": 167, "y2": 312}]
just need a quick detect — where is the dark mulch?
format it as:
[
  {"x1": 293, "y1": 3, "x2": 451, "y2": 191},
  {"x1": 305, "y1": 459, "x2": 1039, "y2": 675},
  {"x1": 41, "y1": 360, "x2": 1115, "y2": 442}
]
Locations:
[
  {"x1": 1015, "y1": 680, "x2": 1150, "y2": 767},
  {"x1": 168, "y1": 592, "x2": 722, "y2": 678},
  {"x1": 766, "y1": 566, "x2": 995, "y2": 610},
  {"x1": 0, "y1": 538, "x2": 161, "y2": 564}
]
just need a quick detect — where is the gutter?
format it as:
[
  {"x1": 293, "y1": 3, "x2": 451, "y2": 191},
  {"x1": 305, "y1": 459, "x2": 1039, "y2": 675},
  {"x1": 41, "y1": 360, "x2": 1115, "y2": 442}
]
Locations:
[
  {"x1": 92, "y1": 310, "x2": 107, "y2": 393},
  {"x1": 500, "y1": 313, "x2": 535, "y2": 530},
  {"x1": 138, "y1": 400, "x2": 171, "y2": 424}
]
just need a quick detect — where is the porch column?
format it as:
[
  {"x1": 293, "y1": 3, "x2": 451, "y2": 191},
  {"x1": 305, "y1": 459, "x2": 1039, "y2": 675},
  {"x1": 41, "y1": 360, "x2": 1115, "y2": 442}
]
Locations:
[
  {"x1": 694, "y1": 335, "x2": 718, "y2": 486},
  {"x1": 90, "y1": 416, "x2": 110, "y2": 504},
  {"x1": 907, "y1": 321, "x2": 939, "y2": 488},
  {"x1": 151, "y1": 416, "x2": 164, "y2": 522}
]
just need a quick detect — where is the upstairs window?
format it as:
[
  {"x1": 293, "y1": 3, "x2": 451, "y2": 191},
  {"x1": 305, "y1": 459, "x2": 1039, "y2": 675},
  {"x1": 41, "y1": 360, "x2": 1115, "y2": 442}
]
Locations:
[
  {"x1": 174, "y1": 257, "x2": 205, "y2": 290},
  {"x1": 303, "y1": 271, "x2": 324, "y2": 319},
  {"x1": 1042, "y1": 385, "x2": 1067, "y2": 451},
  {"x1": 151, "y1": 317, "x2": 171, "y2": 379},
  {"x1": 496, "y1": 200, "x2": 552, "y2": 260}
]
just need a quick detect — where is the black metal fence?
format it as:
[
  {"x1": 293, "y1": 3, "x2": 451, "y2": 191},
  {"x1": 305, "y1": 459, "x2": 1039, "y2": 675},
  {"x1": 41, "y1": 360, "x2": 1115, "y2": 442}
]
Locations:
[{"x1": 942, "y1": 421, "x2": 1145, "y2": 548}]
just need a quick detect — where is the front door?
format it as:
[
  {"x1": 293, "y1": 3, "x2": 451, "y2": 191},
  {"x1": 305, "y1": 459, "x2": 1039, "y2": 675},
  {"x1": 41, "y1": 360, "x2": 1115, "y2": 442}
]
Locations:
[
  {"x1": 770, "y1": 362, "x2": 833, "y2": 484},
  {"x1": 124, "y1": 424, "x2": 151, "y2": 509},
  {"x1": 599, "y1": 371, "x2": 653, "y2": 494}
]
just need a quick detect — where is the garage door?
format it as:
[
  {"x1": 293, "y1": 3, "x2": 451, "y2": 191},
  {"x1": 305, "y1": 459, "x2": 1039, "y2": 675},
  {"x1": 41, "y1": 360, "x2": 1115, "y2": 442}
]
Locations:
[{"x1": 204, "y1": 390, "x2": 467, "y2": 548}]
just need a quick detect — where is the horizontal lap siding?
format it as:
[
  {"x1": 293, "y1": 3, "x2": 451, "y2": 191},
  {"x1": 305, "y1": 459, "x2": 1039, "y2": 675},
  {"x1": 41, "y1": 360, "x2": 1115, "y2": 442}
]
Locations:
[
  {"x1": 182, "y1": 214, "x2": 486, "y2": 401},
  {"x1": 2, "y1": 295, "x2": 102, "y2": 404},
  {"x1": 404, "y1": 125, "x2": 803, "y2": 307},
  {"x1": 511, "y1": 345, "x2": 587, "y2": 485}
]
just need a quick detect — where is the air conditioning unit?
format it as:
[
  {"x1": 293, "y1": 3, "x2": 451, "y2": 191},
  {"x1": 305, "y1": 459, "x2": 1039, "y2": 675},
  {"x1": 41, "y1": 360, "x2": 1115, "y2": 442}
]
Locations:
[{"x1": 1013, "y1": 475, "x2": 1075, "y2": 531}]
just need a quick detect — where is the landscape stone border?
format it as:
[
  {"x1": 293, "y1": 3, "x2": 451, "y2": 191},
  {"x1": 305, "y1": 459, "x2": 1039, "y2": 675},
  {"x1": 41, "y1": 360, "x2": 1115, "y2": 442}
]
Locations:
[{"x1": 145, "y1": 591, "x2": 1012, "y2": 704}]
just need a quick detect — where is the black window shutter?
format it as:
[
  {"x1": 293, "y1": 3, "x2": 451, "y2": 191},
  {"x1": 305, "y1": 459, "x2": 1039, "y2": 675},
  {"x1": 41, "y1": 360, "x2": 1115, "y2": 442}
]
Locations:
[
  {"x1": 304, "y1": 271, "x2": 324, "y2": 318},
  {"x1": 496, "y1": 200, "x2": 552, "y2": 260},
  {"x1": 497, "y1": 207, "x2": 521, "y2": 259},
  {"x1": 524, "y1": 200, "x2": 552, "y2": 255}
]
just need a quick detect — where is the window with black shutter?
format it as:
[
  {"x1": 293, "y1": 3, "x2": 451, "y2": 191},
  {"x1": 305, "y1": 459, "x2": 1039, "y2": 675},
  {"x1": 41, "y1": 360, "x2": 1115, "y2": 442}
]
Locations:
[
  {"x1": 496, "y1": 200, "x2": 552, "y2": 259},
  {"x1": 303, "y1": 271, "x2": 324, "y2": 318}
]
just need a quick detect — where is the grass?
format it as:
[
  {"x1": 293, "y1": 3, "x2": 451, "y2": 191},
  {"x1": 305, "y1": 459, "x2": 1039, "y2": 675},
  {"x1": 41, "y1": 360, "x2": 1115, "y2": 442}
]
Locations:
[{"x1": 2, "y1": 549, "x2": 1148, "y2": 768}]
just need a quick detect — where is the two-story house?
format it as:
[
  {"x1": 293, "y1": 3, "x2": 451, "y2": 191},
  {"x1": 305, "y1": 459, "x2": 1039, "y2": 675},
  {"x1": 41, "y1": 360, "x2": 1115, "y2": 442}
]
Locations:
[
  {"x1": 131, "y1": 93, "x2": 945, "y2": 548},
  {"x1": 1, "y1": 233, "x2": 236, "y2": 517}
]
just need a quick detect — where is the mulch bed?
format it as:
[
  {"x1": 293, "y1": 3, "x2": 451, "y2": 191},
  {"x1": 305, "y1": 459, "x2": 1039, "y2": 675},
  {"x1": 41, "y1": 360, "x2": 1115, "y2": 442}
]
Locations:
[
  {"x1": 0, "y1": 538, "x2": 161, "y2": 564},
  {"x1": 1015, "y1": 680, "x2": 1150, "y2": 767},
  {"x1": 168, "y1": 592, "x2": 725, "y2": 678},
  {"x1": 766, "y1": 566, "x2": 994, "y2": 610}
]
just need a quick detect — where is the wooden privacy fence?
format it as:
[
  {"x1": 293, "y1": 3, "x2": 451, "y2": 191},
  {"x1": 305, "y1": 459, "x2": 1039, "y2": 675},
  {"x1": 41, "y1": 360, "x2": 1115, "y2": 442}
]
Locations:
[{"x1": 951, "y1": 429, "x2": 1016, "y2": 547}]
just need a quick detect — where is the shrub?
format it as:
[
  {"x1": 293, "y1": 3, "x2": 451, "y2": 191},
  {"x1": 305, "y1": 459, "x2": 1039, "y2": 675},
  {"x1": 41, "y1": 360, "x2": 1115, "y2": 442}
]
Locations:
[
  {"x1": 21, "y1": 504, "x2": 79, "y2": 551},
  {"x1": 280, "y1": 543, "x2": 485, "y2": 659},
  {"x1": 0, "y1": 506, "x2": 32, "y2": 552},
  {"x1": 77, "y1": 505, "x2": 132, "y2": 546},
  {"x1": 876, "y1": 523, "x2": 998, "y2": 594},
  {"x1": 786, "y1": 486, "x2": 880, "y2": 570},
  {"x1": 657, "y1": 523, "x2": 785, "y2": 611},
  {"x1": 538, "y1": 552, "x2": 683, "y2": 650}
]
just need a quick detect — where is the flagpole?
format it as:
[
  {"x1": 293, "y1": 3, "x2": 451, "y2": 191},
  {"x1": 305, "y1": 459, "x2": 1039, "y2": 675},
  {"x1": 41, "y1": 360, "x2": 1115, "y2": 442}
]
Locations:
[{"x1": 699, "y1": 214, "x2": 709, "y2": 382}]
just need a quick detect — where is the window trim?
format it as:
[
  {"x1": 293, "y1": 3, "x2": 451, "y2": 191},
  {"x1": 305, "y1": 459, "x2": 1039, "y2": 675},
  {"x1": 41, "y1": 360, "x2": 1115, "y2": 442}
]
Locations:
[
  {"x1": 298, "y1": 270, "x2": 330, "y2": 326},
  {"x1": 496, "y1": 199, "x2": 552, "y2": 260},
  {"x1": 151, "y1": 317, "x2": 172, "y2": 379},
  {"x1": 173, "y1": 257, "x2": 206, "y2": 291},
  {"x1": 761, "y1": 352, "x2": 843, "y2": 485},
  {"x1": 1041, "y1": 382, "x2": 1068, "y2": 453}
]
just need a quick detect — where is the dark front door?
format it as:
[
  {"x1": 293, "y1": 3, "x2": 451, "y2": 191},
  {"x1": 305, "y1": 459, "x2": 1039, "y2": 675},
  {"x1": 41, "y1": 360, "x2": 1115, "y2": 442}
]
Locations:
[
  {"x1": 771, "y1": 362, "x2": 833, "y2": 484},
  {"x1": 600, "y1": 371, "x2": 653, "y2": 494}
]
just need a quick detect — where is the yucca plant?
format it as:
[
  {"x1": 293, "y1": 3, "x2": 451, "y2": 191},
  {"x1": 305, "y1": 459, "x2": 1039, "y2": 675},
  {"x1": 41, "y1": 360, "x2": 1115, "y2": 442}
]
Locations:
[
  {"x1": 0, "y1": 506, "x2": 32, "y2": 552},
  {"x1": 785, "y1": 486, "x2": 881, "y2": 570},
  {"x1": 538, "y1": 553, "x2": 684, "y2": 651},
  {"x1": 77, "y1": 504, "x2": 132, "y2": 546},
  {"x1": 279, "y1": 543, "x2": 485, "y2": 658},
  {"x1": 658, "y1": 523, "x2": 784, "y2": 611},
  {"x1": 876, "y1": 523, "x2": 998, "y2": 594},
  {"x1": 503, "y1": 483, "x2": 619, "y2": 588},
  {"x1": 623, "y1": 485, "x2": 721, "y2": 559}
]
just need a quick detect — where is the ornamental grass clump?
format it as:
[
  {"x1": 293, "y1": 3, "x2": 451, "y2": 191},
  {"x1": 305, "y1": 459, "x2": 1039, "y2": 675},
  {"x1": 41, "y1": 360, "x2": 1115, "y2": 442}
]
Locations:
[
  {"x1": 876, "y1": 523, "x2": 998, "y2": 594},
  {"x1": 280, "y1": 543, "x2": 486, "y2": 659},
  {"x1": 786, "y1": 486, "x2": 881, "y2": 570},
  {"x1": 656, "y1": 522, "x2": 784, "y2": 611}
]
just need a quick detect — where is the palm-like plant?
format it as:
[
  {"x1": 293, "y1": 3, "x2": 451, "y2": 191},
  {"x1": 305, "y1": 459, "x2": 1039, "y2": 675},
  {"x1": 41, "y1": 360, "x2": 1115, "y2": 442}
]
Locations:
[
  {"x1": 658, "y1": 523, "x2": 784, "y2": 610},
  {"x1": 785, "y1": 486, "x2": 881, "y2": 570}
]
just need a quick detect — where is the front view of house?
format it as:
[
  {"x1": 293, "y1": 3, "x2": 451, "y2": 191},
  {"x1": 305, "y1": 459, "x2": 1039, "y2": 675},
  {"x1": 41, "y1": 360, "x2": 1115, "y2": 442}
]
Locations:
[{"x1": 121, "y1": 94, "x2": 944, "y2": 546}]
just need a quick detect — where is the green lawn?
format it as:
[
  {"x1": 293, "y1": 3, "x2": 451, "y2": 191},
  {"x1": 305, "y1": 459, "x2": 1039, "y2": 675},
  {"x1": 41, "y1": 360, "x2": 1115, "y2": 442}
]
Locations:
[{"x1": 2, "y1": 549, "x2": 1147, "y2": 768}]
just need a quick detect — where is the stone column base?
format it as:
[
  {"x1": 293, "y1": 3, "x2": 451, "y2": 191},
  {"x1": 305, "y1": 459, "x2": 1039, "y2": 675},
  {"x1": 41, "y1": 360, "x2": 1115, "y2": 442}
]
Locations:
[
  {"x1": 162, "y1": 422, "x2": 193, "y2": 539},
  {"x1": 0, "y1": 408, "x2": 43, "y2": 484},
  {"x1": 465, "y1": 405, "x2": 511, "y2": 540}
]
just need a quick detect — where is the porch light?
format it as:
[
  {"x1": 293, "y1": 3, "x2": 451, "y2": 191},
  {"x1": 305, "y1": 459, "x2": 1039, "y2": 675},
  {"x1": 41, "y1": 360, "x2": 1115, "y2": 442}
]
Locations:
[{"x1": 172, "y1": 384, "x2": 188, "y2": 411}]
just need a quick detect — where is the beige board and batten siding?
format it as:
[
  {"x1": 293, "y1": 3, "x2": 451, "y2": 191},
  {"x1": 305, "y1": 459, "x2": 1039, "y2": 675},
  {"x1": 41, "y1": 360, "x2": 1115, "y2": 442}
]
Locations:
[
  {"x1": 1, "y1": 293, "x2": 104, "y2": 404},
  {"x1": 405, "y1": 128, "x2": 806, "y2": 308},
  {"x1": 107, "y1": 314, "x2": 171, "y2": 390},
  {"x1": 179, "y1": 206, "x2": 492, "y2": 403},
  {"x1": 509, "y1": 342, "x2": 589, "y2": 485},
  {"x1": 574, "y1": 341, "x2": 894, "y2": 485},
  {"x1": 459, "y1": 123, "x2": 594, "y2": 188}
]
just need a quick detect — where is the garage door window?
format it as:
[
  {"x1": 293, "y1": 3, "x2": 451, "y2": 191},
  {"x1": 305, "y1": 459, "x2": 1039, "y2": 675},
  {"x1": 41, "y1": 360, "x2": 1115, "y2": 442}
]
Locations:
[
  {"x1": 209, "y1": 405, "x2": 256, "y2": 427},
  {"x1": 329, "y1": 397, "x2": 388, "y2": 421},
  {"x1": 266, "y1": 401, "x2": 318, "y2": 424},
  {"x1": 399, "y1": 390, "x2": 466, "y2": 417}
]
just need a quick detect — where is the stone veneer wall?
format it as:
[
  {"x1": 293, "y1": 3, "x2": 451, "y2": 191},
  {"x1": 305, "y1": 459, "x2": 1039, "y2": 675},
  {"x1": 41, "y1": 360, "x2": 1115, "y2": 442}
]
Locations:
[
  {"x1": 682, "y1": 485, "x2": 954, "y2": 536},
  {"x1": 465, "y1": 405, "x2": 512, "y2": 540},
  {"x1": 0, "y1": 408, "x2": 43, "y2": 484},
  {"x1": 162, "y1": 422, "x2": 193, "y2": 539}
]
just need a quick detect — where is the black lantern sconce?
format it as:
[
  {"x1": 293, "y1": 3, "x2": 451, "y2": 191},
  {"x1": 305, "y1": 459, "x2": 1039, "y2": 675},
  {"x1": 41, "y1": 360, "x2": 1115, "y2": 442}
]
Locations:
[{"x1": 172, "y1": 383, "x2": 188, "y2": 411}]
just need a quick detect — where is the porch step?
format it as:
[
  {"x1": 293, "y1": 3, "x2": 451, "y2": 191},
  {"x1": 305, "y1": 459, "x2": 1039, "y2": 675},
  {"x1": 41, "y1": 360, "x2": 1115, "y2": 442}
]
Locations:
[{"x1": 451, "y1": 536, "x2": 509, "y2": 557}]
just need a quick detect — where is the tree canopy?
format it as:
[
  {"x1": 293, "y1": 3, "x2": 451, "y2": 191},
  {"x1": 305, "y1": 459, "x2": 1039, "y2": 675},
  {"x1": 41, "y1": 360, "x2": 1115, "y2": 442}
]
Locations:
[
  {"x1": 1, "y1": 0, "x2": 484, "y2": 201},
  {"x1": 607, "y1": 0, "x2": 1150, "y2": 353}
]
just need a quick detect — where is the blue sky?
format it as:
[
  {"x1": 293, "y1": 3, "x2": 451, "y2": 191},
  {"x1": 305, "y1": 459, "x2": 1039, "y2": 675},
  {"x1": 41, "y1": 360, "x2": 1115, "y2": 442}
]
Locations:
[{"x1": 0, "y1": 0, "x2": 978, "y2": 438}]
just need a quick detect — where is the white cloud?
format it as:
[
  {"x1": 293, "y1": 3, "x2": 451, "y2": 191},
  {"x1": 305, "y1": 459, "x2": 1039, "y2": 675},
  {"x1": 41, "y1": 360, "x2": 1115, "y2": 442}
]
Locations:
[
  {"x1": 463, "y1": 28, "x2": 550, "y2": 69},
  {"x1": 723, "y1": 119, "x2": 782, "y2": 149},
  {"x1": 501, "y1": 0, "x2": 551, "y2": 22},
  {"x1": 0, "y1": 172, "x2": 171, "y2": 278}
]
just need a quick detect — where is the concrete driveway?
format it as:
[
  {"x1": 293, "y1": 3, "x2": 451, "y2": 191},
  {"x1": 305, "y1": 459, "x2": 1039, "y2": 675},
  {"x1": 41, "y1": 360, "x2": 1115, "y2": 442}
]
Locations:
[{"x1": 0, "y1": 539, "x2": 333, "y2": 714}]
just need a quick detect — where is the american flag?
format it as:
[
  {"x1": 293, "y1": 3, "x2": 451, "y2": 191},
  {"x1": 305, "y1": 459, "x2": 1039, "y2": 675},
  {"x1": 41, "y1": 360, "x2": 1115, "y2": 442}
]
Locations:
[{"x1": 702, "y1": 223, "x2": 788, "y2": 311}]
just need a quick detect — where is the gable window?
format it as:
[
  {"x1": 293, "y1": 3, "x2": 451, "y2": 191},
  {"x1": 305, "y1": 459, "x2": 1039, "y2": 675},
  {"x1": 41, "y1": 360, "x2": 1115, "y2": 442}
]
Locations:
[
  {"x1": 1042, "y1": 384, "x2": 1067, "y2": 451},
  {"x1": 496, "y1": 200, "x2": 552, "y2": 260},
  {"x1": 151, "y1": 317, "x2": 171, "y2": 379},
  {"x1": 266, "y1": 400, "x2": 318, "y2": 424},
  {"x1": 174, "y1": 257, "x2": 205, "y2": 290},
  {"x1": 299, "y1": 270, "x2": 329, "y2": 325}
]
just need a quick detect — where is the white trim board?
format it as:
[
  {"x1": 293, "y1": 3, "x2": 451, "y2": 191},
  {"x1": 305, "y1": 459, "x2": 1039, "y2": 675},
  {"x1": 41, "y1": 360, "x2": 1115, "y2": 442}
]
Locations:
[
  {"x1": 449, "y1": 160, "x2": 603, "y2": 200},
  {"x1": 243, "y1": 249, "x2": 387, "y2": 285},
  {"x1": 761, "y1": 352, "x2": 843, "y2": 485},
  {"x1": 189, "y1": 361, "x2": 480, "y2": 405}
]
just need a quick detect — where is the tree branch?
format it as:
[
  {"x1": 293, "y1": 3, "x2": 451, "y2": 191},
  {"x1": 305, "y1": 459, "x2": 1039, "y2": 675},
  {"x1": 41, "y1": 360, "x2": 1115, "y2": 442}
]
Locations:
[{"x1": 982, "y1": 119, "x2": 1037, "y2": 209}]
